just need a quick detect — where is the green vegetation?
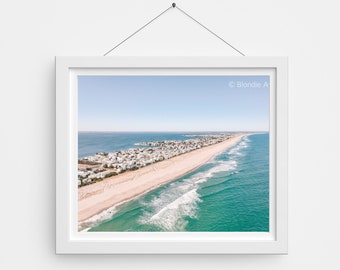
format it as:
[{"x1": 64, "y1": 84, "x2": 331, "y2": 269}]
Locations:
[
  {"x1": 104, "y1": 172, "x2": 118, "y2": 178},
  {"x1": 78, "y1": 159, "x2": 100, "y2": 165},
  {"x1": 94, "y1": 168, "x2": 106, "y2": 173},
  {"x1": 79, "y1": 177, "x2": 103, "y2": 187}
]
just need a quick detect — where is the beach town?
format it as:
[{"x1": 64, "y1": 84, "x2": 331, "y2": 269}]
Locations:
[{"x1": 78, "y1": 134, "x2": 234, "y2": 187}]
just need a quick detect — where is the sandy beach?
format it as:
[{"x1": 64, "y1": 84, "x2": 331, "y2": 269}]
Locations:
[{"x1": 78, "y1": 133, "x2": 247, "y2": 223}]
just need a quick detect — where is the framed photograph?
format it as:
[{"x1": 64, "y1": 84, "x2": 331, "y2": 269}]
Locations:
[{"x1": 56, "y1": 56, "x2": 288, "y2": 254}]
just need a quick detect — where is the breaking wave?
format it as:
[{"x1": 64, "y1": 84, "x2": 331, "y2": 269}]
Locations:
[
  {"x1": 227, "y1": 136, "x2": 250, "y2": 156},
  {"x1": 78, "y1": 205, "x2": 118, "y2": 232},
  {"x1": 137, "y1": 137, "x2": 250, "y2": 231}
]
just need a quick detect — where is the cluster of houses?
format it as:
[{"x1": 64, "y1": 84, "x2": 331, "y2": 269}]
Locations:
[{"x1": 78, "y1": 134, "x2": 233, "y2": 187}]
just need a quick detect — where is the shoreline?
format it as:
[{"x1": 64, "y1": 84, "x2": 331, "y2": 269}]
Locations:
[
  {"x1": 78, "y1": 133, "x2": 248, "y2": 226},
  {"x1": 77, "y1": 133, "x2": 235, "y2": 186}
]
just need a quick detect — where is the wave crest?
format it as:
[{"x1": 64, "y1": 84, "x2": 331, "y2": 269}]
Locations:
[
  {"x1": 138, "y1": 157, "x2": 239, "y2": 231},
  {"x1": 78, "y1": 205, "x2": 118, "y2": 231},
  {"x1": 146, "y1": 189, "x2": 201, "y2": 231}
]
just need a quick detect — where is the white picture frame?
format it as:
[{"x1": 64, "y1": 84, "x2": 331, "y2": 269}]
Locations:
[{"x1": 56, "y1": 56, "x2": 288, "y2": 254}]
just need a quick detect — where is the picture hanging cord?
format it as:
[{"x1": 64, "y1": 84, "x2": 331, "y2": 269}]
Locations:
[{"x1": 103, "y1": 3, "x2": 245, "y2": 56}]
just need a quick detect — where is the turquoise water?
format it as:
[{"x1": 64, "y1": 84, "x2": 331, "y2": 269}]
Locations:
[{"x1": 80, "y1": 132, "x2": 269, "y2": 232}]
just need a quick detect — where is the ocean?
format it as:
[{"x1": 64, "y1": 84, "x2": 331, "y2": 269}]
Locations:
[{"x1": 78, "y1": 132, "x2": 269, "y2": 232}]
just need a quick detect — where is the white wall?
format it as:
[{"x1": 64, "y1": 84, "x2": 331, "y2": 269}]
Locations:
[{"x1": 1, "y1": 0, "x2": 339, "y2": 268}]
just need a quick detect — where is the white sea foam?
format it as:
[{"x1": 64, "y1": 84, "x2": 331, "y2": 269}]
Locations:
[
  {"x1": 138, "y1": 172, "x2": 203, "y2": 230},
  {"x1": 147, "y1": 189, "x2": 201, "y2": 231},
  {"x1": 78, "y1": 205, "x2": 118, "y2": 231},
  {"x1": 138, "y1": 155, "x2": 239, "y2": 230},
  {"x1": 209, "y1": 160, "x2": 237, "y2": 175},
  {"x1": 227, "y1": 136, "x2": 250, "y2": 156}
]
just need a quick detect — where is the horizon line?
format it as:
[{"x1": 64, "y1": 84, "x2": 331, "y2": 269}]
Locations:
[{"x1": 78, "y1": 130, "x2": 269, "y2": 133}]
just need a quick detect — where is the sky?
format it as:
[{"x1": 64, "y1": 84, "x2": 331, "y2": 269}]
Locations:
[{"x1": 78, "y1": 76, "x2": 269, "y2": 132}]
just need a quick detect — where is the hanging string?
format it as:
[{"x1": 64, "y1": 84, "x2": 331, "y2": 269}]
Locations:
[
  {"x1": 175, "y1": 5, "x2": 245, "y2": 56},
  {"x1": 103, "y1": 3, "x2": 245, "y2": 56},
  {"x1": 103, "y1": 5, "x2": 173, "y2": 56}
]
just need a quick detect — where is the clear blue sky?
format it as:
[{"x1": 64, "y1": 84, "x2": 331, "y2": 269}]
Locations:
[{"x1": 78, "y1": 76, "x2": 269, "y2": 132}]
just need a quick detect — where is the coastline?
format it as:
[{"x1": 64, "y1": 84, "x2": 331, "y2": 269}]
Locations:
[{"x1": 78, "y1": 133, "x2": 248, "y2": 225}]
